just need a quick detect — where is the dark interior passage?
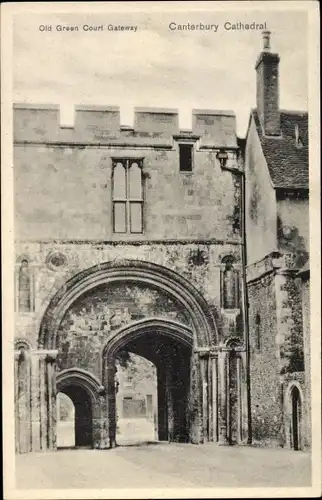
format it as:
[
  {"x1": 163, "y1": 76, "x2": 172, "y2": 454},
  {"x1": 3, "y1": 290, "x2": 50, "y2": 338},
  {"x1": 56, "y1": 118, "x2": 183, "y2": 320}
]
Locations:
[
  {"x1": 115, "y1": 352, "x2": 158, "y2": 445},
  {"x1": 291, "y1": 386, "x2": 301, "y2": 451},
  {"x1": 57, "y1": 385, "x2": 93, "y2": 448},
  {"x1": 114, "y1": 330, "x2": 192, "y2": 445}
]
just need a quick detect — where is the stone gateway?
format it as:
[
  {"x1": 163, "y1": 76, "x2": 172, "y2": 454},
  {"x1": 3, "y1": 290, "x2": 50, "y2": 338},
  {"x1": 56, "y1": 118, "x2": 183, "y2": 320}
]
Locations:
[{"x1": 14, "y1": 32, "x2": 310, "y2": 454}]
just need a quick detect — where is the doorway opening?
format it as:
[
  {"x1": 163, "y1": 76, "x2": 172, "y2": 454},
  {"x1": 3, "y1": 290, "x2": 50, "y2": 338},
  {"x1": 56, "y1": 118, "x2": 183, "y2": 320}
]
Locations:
[
  {"x1": 290, "y1": 385, "x2": 302, "y2": 451},
  {"x1": 108, "y1": 326, "x2": 192, "y2": 447},
  {"x1": 57, "y1": 392, "x2": 75, "y2": 448},
  {"x1": 56, "y1": 385, "x2": 93, "y2": 449},
  {"x1": 116, "y1": 353, "x2": 157, "y2": 446}
]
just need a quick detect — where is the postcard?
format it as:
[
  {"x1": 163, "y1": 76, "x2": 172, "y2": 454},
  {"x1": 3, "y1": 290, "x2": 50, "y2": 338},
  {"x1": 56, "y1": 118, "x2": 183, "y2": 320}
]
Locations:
[{"x1": 1, "y1": 1, "x2": 321, "y2": 498}]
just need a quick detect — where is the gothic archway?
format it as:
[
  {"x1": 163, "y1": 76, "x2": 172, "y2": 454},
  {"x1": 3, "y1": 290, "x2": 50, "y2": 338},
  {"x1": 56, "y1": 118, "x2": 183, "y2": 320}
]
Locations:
[
  {"x1": 287, "y1": 384, "x2": 303, "y2": 451},
  {"x1": 38, "y1": 260, "x2": 216, "y2": 350},
  {"x1": 37, "y1": 260, "x2": 217, "y2": 450},
  {"x1": 56, "y1": 368, "x2": 106, "y2": 449},
  {"x1": 102, "y1": 318, "x2": 194, "y2": 447}
]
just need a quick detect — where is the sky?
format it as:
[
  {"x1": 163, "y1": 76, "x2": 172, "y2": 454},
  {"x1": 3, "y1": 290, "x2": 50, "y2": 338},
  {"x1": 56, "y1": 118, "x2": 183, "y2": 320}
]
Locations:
[{"x1": 13, "y1": 8, "x2": 308, "y2": 137}]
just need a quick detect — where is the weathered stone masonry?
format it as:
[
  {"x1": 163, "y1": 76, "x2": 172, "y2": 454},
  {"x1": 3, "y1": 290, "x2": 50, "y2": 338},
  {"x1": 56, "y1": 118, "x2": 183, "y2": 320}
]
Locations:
[
  {"x1": 245, "y1": 32, "x2": 310, "y2": 451},
  {"x1": 14, "y1": 105, "x2": 250, "y2": 452},
  {"x1": 14, "y1": 32, "x2": 311, "y2": 454}
]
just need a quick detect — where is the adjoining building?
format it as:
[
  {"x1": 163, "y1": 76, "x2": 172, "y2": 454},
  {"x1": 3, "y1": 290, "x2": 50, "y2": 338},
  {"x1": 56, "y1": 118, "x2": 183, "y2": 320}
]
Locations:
[{"x1": 244, "y1": 31, "x2": 310, "y2": 450}]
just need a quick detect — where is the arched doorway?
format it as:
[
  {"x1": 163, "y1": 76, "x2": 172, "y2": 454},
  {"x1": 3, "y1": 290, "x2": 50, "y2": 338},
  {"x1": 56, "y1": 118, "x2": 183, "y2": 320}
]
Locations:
[
  {"x1": 38, "y1": 260, "x2": 216, "y2": 450},
  {"x1": 56, "y1": 368, "x2": 105, "y2": 449},
  {"x1": 57, "y1": 385, "x2": 92, "y2": 448},
  {"x1": 56, "y1": 392, "x2": 75, "y2": 448},
  {"x1": 290, "y1": 386, "x2": 302, "y2": 451},
  {"x1": 115, "y1": 353, "x2": 158, "y2": 446},
  {"x1": 103, "y1": 318, "x2": 193, "y2": 448}
]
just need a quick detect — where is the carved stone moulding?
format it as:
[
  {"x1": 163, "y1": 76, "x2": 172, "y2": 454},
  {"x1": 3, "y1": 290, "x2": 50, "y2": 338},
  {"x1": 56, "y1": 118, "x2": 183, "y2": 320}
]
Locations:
[{"x1": 46, "y1": 251, "x2": 67, "y2": 271}]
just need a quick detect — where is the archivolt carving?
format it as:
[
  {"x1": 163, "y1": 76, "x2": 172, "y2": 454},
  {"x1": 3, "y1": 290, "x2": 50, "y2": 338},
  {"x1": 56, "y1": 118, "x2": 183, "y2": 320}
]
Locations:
[
  {"x1": 39, "y1": 260, "x2": 217, "y2": 349},
  {"x1": 56, "y1": 367, "x2": 105, "y2": 401}
]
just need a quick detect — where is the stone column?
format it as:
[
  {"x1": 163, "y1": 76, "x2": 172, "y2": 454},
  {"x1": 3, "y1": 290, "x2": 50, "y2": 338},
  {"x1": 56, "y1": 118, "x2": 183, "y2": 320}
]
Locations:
[
  {"x1": 210, "y1": 353, "x2": 218, "y2": 442},
  {"x1": 96, "y1": 391, "x2": 109, "y2": 449},
  {"x1": 105, "y1": 363, "x2": 117, "y2": 448},
  {"x1": 189, "y1": 351, "x2": 202, "y2": 444},
  {"x1": 30, "y1": 353, "x2": 41, "y2": 451},
  {"x1": 217, "y1": 348, "x2": 229, "y2": 445},
  {"x1": 39, "y1": 353, "x2": 47, "y2": 450},
  {"x1": 207, "y1": 355, "x2": 213, "y2": 442},
  {"x1": 165, "y1": 354, "x2": 174, "y2": 442},
  {"x1": 46, "y1": 351, "x2": 58, "y2": 450},
  {"x1": 275, "y1": 272, "x2": 293, "y2": 447},
  {"x1": 14, "y1": 351, "x2": 20, "y2": 453},
  {"x1": 239, "y1": 351, "x2": 249, "y2": 443},
  {"x1": 199, "y1": 352, "x2": 209, "y2": 443},
  {"x1": 157, "y1": 365, "x2": 168, "y2": 441},
  {"x1": 15, "y1": 348, "x2": 32, "y2": 454},
  {"x1": 33, "y1": 349, "x2": 58, "y2": 451}
]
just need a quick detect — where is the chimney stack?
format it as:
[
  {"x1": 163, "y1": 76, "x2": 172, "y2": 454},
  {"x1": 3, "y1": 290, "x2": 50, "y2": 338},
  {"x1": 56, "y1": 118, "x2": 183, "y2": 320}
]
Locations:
[{"x1": 255, "y1": 31, "x2": 281, "y2": 136}]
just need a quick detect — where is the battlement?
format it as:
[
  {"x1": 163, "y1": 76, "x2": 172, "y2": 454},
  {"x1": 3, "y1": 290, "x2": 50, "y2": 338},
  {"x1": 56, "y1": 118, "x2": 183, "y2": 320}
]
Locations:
[{"x1": 13, "y1": 103, "x2": 237, "y2": 147}]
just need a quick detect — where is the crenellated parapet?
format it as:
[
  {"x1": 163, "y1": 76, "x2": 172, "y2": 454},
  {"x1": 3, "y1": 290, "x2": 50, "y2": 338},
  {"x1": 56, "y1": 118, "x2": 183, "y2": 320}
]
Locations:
[
  {"x1": 192, "y1": 109, "x2": 237, "y2": 148},
  {"x1": 14, "y1": 103, "x2": 237, "y2": 148}
]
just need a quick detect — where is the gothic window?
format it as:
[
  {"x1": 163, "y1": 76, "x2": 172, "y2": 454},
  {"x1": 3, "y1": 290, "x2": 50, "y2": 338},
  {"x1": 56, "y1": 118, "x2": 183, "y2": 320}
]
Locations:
[
  {"x1": 17, "y1": 259, "x2": 33, "y2": 312},
  {"x1": 255, "y1": 313, "x2": 261, "y2": 351},
  {"x1": 221, "y1": 257, "x2": 239, "y2": 310},
  {"x1": 112, "y1": 160, "x2": 143, "y2": 233}
]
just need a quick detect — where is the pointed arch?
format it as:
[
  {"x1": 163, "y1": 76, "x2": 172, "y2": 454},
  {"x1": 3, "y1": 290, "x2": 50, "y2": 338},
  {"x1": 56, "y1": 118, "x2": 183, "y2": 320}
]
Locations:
[
  {"x1": 38, "y1": 260, "x2": 217, "y2": 349},
  {"x1": 102, "y1": 317, "x2": 193, "y2": 364},
  {"x1": 56, "y1": 368, "x2": 105, "y2": 402}
]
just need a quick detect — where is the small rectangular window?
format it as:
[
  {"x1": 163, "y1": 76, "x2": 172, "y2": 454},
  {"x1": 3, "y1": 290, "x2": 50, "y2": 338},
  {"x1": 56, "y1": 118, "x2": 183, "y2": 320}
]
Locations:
[
  {"x1": 179, "y1": 144, "x2": 193, "y2": 172},
  {"x1": 112, "y1": 159, "x2": 143, "y2": 234},
  {"x1": 255, "y1": 314, "x2": 261, "y2": 351}
]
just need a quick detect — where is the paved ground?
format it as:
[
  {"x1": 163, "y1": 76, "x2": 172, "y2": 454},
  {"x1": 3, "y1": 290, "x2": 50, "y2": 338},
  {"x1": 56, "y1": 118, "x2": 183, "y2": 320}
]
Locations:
[
  {"x1": 16, "y1": 442, "x2": 311, "y2": 489},
  {"x1": 57, "y1": 418, "x2": 156, "y2": 447}
]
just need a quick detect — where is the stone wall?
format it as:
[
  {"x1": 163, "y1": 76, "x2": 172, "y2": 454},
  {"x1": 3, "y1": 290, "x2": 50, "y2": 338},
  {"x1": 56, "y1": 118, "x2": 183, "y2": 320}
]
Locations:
[
  {"x1": 14, "y1": 105, "x2": 240, "y2": 242},
  {"x1": 14, "y1": 145, "x2": 241, "y2": 241},
  {"x1": 15, "y1": 241, "x2": 244, "y2": 350},
  {"x1": 277, "y1": 193, "x2": 309, "y2": 255},
  {"x1": 247, "y1": 255, "x2": 309, "y2": 449},
  {"x1": 244, "y1": 115, "x2": 277, "y2": 266},
  {"x1": 57, "y1": 281, "x2": 190, "y2": 377},
  {"x1": 14, "y1": 103, "x2": 249, "y2": 452},
  {"x1": 247, "y1": 272, "x2": 282, "y2": 446},
  {"x1": 299, "y1": 275, "x2": 311, "y2": 449}
]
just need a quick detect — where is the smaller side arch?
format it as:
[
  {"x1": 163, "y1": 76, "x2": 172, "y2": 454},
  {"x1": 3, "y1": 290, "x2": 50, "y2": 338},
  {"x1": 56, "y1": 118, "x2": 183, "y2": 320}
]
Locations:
[
  {"x1": 15, "y1": 338, "x2": 32, "y2": 453},
  {"x1": 285, "y1": 381, "x2": 305, "y2": 414},
  {"x1": 56, "y1": 368, "x2": 107, "y2": 449},
  {"x1": 285, "y1": 381, "x2": 304, "y2": 451},
  {"x1": 225, "y1": 338, "x2": 244, "y2": 349},
  {"x1": 56, "y1": 368, "x2": 105, "y2": 402},
  {"x1": 15, "y1": 254, "x2": 33, "y2": 264},
  {"x1": 15, "y1": 338, "x2": 32, "y2": 358}
]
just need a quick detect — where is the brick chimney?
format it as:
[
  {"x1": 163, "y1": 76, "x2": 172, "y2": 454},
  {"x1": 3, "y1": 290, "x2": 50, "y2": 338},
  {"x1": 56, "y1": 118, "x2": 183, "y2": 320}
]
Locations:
[{"x1": 255, "y1": 31, "x2": 281, "y2": 136}]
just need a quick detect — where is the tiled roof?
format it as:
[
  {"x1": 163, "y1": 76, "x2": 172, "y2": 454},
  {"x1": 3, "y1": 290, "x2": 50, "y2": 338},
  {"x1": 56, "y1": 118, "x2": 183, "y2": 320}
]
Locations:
[{"x1": 253, "y1": 110, "x2": 309, "y2": 189}]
